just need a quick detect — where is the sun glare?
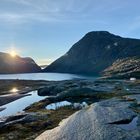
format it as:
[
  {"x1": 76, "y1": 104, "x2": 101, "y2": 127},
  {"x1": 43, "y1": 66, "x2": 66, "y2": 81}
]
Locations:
[
  {"x1": 10, "y1": 87, "x2": 19, "y2": 93},
  {"x1": 10, "y1": 50, "x2": 17, "y2": 57}
]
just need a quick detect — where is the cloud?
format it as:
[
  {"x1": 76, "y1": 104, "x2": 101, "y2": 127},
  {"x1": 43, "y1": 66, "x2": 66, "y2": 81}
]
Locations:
[
  {"x1": 0, "y1": 0, "x2": 58, "y2": 24},
  {"x1": 0, "y1": 0, "x2": 139, "y2": 29},
  {"x1": 6, "y1": 0, "x2": 31, "y2": 5},
  {"x1": 0, "y1": 13, "x2": 26, "y2": 24},
  {"x1": 0, "y1": 0, "x2": 112, "y2": 25}
]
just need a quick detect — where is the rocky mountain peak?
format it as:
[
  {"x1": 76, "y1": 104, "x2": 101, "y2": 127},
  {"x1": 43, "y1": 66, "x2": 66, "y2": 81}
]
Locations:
[{"x1": 44, "y1": 31, "x2": 140, "y2": 75}]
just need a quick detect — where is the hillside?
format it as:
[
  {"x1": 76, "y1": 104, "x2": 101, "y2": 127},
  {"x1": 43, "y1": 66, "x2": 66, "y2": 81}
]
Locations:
[
  {"x1": 0, "y1": 52, "x2": 41, "y2": 74},
  {"x1": 44, "y1": 31, "x2": 140, "y2": 75}
]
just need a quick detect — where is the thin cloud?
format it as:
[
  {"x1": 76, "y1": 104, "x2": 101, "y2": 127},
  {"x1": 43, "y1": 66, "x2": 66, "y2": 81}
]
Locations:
[
  {"x1": 0, "y1": 0, "x2": 120, "y2": 25},
  {"x1": 0, "y1": 0, "x2": 140, "y2": 33}
]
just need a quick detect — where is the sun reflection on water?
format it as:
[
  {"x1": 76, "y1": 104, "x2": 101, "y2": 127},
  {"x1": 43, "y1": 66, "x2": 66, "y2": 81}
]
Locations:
[{"x1": 10, "y1": 87, "x2": 19, "y2": 93}]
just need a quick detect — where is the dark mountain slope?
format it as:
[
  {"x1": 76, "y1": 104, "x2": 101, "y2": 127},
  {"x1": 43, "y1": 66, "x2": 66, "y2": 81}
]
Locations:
[
  {"x1": 0, "y1": 52, "x2": 41, "y2": 74},
  {"x1": 44, "y1": 31, "x2": 140, "y2": 74}
]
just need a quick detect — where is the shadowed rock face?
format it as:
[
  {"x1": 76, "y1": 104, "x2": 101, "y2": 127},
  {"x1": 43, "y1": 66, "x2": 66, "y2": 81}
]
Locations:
[
  {"x1": 44, "y1": 31, "x2": 140, "y2": 74},
  {"x1": 103, "y1": 57, "x2": 140, "y2": 78},
  {"x1": 0, "y1": 52, "x2": 41, "y2": 74}
]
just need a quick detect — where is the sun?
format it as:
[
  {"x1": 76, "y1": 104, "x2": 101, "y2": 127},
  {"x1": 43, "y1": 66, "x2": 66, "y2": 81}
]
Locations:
[{"x1": 10, "y1": 50, "x2": 17, "y2": 57}]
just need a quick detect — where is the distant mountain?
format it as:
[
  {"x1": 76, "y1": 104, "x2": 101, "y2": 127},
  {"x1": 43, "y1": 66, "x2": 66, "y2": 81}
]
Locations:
[
  {"x1": 103, "y1": 57, "x2": 140, "y2": 79},
  {"x1": 44, "y1": 31, "x2": 140, "y2": 75},
  {"x1": 0, "y1": 52, "x2": 41, "y2": 74},
  {"x1": 40, "y1": 65, "x2": 48, "y2": 70}
]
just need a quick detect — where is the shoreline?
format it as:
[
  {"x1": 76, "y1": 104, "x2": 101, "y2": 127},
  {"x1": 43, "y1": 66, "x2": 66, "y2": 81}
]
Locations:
[
  {"x1": 0, "y1": 78, "x2": 140, "y2": 139},
  {"x1": 0, "y1": 79, "x2": 48, "y2": 107},
  {"x1": 0, "y1": 93, "x2": 31, "y2": 107}
]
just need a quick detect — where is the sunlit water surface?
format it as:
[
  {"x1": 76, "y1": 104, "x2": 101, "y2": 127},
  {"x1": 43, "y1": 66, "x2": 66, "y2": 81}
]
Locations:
[
  {"x1": 0, "y1": 73, "x2": 97, "y2": 81},
  {"x1": 0, "y1": 91, "x2": 44, "y2": 117},
  {"x1": 0, "y1": 73, "x2": 97, "y2": 117}
]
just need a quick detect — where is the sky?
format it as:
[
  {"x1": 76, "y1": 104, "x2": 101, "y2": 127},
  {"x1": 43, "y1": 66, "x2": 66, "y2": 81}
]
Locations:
[{"x1": 0, "y1": 0, "x2": 140, "y2": 65}]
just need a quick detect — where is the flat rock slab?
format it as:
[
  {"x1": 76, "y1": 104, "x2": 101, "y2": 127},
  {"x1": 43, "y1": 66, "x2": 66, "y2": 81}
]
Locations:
[
  {"x1": 36, "y1": 98, "x2": 140, "y2": 140},
  {"x1": 0, "y1": 107, "x2": 6, "y2": 112},
  {"x1": 0, "y1": 94, "x2": 31, "y2": 106},
  {"x1": 0, "y1": 112, "x2": 48, "y2": 128}
]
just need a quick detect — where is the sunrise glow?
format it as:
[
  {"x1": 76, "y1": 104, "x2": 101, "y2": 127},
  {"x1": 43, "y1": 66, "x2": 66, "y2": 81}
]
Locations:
[{"x1": 10, "y1": 50, "x2": 17, "y2": 57}]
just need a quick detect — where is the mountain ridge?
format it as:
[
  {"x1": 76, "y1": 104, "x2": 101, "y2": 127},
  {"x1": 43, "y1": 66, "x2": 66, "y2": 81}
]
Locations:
[
  {"x1": 0, "y1": 52, "x2": 41, "y2": 74},
  {"x1": 44, "y1": 31, "x2": 140, "y2": 75}
]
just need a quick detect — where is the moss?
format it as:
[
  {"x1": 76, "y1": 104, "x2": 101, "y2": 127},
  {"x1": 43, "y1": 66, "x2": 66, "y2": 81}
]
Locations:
[
  {"x1": 1, "y1": 79, "x2": 140, "y2": 139},
  {"x1": 24, "y1": 99, "x2": 51, "y2": 112},
  {"x1": 0, "y1": 106, "x2": 78, "y2": 140}
]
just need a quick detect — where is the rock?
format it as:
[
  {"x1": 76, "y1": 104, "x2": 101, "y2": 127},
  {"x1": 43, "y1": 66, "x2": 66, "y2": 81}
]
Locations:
[
  {"x1": 72, "y1": 102, "x2": 88, "y2": 109},
  {"x1": 0, "y1": 52, "x2": 41, "y2": 74},
  {"x1": 36, "y1": 98, "x2": 140, "y2": 140},
  {"x1": 38, "y1": 85, "x2": 65, "y2": 96},
  {"x1": 123, "y1": 95, "x2": 140, "y2": 105},
  {"x1": 44, "y1": 31, "x2": 140, "y2": 75},
  {"x1": 0, "y1": 93, "x2": 31, "y2": 106},
  {"x1": 0, "y1": 112, "x2": 48, "y2": 128},
  {"x1": 103, "y1": 57, "x2": 140, "y2": 79},
  {"x1": 37, "y1": 80, "x2": 116, "y2": 98},
  {"x1": 72, "y1": 103, "x2": 82, "y2": 109},
  {"x1": 81, "y1": 102, "x2": 88, "y2": 108},
  {"x1": 0, "y1": 107, "x2": 6, "y2": 112}
]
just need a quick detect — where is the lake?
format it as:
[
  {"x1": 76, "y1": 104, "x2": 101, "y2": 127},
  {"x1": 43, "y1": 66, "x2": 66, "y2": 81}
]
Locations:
[
  {"x1": 0, "y1": 73, "x2": 97, "y2": 117},
  {"x1": 0, "y1": 73, "x2": 97, "y2": 81}
]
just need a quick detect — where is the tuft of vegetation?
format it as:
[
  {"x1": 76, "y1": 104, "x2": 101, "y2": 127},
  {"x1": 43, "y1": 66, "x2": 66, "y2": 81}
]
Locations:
[{"x1": 0, "y1": 106, "x2": 78, "y2": 140}]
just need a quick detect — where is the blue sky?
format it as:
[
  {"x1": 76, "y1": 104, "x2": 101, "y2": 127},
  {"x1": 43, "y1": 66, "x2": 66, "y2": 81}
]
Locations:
[{"x1": 0, "y1": 0, "x2": 140, "y2": 65}]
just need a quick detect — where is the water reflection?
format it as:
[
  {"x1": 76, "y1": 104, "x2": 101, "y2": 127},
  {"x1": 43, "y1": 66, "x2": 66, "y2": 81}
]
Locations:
[
  {"x1": 0, "y1": 91, "x2": 45, "y2": 117},
  {"x1": 46, "y1": 101, "x2": 88, "y2": 110},
  {"x1": 10, "y1": 87, "x2": 19, "y2": 93},
  {"x1": 46, "y1": 101, "x2": 72, "y2": 110},
  {"x1": 0, "y1": 73, "x2": 96, "y2": 81}
]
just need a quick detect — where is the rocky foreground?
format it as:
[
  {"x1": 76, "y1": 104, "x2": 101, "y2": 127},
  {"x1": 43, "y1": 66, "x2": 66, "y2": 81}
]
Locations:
[
  {"x1": 36, "y1": 97, "x2": 140, "y2": 140},
  {"x1": 0, "y1": 79, "x2": 140, "y2": 140},
  {"x1": 103, "y1": 57, "x2": 140, "y2": 79}
]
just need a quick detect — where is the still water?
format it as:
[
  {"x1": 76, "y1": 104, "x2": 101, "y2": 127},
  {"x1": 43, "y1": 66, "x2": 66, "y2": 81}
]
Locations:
[
  {"x1": 0, "y1": 91, "x2": 45, "y2": 117},
  {"x1": 0, "y1": 73, "x2": 96, "y2": 81},
  {"x1": 46, "y1": 101, "x2": 72, "y2": 110},
  {"x1": 0, "y1": 73, "x2": 97, "y2": 117}
]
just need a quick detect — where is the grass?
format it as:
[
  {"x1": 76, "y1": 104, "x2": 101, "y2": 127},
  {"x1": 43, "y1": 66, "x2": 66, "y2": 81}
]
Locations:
[
  {"x1": 0, "y1": 79, "x2": 140, "y2": 140},
  {"x1": 0, "y1": 106, "x2": 78, "y2": 140}
]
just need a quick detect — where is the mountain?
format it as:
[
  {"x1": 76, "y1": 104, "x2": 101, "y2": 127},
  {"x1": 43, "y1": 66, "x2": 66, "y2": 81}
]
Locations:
[
  {"x1": 0, "y1": 52, "x2": 41, "y2": 74},
  {"x1": 40, "y1": 65, "x2": 48, "y2": 70},
  {"x1": 103, "y1": 57, "x2": 140, "y2": 79},
  {"x1": 44, "y1": 31, "x2": 140, "y2": 75}
]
